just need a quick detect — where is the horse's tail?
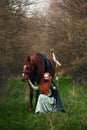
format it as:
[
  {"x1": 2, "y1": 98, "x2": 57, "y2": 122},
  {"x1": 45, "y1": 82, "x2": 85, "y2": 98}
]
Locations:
[{"x1": 51, "y1": 51, "x2": 61, "y2": 67}]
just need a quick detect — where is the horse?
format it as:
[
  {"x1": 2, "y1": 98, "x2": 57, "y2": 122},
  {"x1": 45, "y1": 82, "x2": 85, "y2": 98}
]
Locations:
[{"x1": 21, "y1": 52, "x2": 56, "y2": 112}]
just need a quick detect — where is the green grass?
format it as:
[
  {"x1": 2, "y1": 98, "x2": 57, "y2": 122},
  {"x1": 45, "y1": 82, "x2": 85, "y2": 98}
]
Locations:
[{"x1": 0, "y1": 76, "x2": 87, "y2": 130}]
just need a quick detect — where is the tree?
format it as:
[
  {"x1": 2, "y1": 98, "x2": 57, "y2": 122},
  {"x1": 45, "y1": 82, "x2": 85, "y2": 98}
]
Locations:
[
  {"x1": 0, "y1": 0, "x2": 38, "y2": 80},
  {"x1": 47, "y1": 0, "x2": 87, "y2": 81},
  {"x1": 62, "y1": 0, "x2": 87, "y2": 81}
]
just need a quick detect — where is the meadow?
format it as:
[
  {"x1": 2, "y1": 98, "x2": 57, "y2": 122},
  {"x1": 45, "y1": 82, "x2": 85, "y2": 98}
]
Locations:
[{"x1": 0, "y1": 76, "x2": 87, "y2": 130}]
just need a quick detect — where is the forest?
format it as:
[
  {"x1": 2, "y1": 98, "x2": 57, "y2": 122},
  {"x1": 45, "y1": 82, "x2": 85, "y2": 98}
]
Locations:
[
  {"x1": 0, "y1": 0, "x2": 87, "y2": 82},
  {"x1": 0, "y1": 1, "x2": 87, "y2": 130}
]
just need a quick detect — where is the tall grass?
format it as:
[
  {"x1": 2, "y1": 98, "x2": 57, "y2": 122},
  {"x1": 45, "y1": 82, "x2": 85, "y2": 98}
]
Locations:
[{"x1": 0, "y1": 76, "x2": 87, "y2": 130}]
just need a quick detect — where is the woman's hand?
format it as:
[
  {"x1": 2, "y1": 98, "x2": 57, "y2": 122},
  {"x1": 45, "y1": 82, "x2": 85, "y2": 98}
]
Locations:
[{"x1": 28, "y1": 79, "x2": 38, "y2": 90}]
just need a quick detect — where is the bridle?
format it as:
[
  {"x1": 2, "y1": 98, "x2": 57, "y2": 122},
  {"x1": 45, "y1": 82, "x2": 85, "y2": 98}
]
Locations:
[
  {"x1": 22, "y1": 71, "x2": 29, "y2": 75},
  {"x1": 22, "y1": 63, "x2": 34, "y2": 81}
]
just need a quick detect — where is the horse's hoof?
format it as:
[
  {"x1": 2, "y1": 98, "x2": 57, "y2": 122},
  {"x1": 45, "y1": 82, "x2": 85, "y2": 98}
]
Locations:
[{"x1": 28, "y1": 108, "x2": 32, "y2": 112}]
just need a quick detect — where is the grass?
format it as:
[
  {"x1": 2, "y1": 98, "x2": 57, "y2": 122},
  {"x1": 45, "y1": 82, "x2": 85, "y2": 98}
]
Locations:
[{"x1": 0, "y1": 76, "x2": 87, "y2": 130}]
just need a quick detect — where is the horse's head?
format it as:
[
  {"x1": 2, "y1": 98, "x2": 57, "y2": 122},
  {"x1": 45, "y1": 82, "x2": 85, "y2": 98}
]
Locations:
[{"x1": 22, "y1": 57, "x2": 33, "y2": 82}]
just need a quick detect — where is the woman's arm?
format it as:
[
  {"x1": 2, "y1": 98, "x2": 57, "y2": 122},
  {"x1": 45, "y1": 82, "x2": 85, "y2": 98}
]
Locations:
[{"x1": 28, "y1": 79, "x2": 38, "y2": 90}]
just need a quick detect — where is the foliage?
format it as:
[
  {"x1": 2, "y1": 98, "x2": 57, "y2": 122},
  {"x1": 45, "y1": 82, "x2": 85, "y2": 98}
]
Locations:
[
  {"x1": 0, "y1": 0, "x2": 39, "y2": 80},
  {"x1": 47, "y1": 0, "x2": 87, "y2": 82},
  {"x1": 0, "y1": 0, "x2": 87, "y2": 82},
  {"x1": 0, "y1": 76, "x2": 87, "y2": 130}
]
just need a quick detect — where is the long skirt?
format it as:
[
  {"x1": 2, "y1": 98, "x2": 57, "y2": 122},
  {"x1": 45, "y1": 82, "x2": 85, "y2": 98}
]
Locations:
[{"x1": 35, "y1": 94, "x2": 56, "y2": 113}]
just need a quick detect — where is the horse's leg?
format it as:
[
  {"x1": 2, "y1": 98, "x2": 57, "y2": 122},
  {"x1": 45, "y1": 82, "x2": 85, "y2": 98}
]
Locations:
[{"x1": 28, "y1": 87, "x2": 33, "y2": 112}]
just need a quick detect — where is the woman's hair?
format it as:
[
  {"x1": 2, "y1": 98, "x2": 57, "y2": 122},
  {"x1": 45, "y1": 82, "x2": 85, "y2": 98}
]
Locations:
[{"x1": 38, "y1": 72, "x2": 52, "y2": 94}]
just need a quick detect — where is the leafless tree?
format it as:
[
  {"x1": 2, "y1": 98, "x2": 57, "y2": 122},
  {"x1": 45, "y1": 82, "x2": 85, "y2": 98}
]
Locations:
[
  {"x1": 47, "y1": 0, "x2": 87, "y2": 81},
  {"x1": 0, "y1": 0, "x2": 39, "y2": 80}
]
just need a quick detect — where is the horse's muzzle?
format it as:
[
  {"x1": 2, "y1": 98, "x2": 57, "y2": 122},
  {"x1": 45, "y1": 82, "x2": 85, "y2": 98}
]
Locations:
[{"x1": 21, "y1": 73, "x2": 28, "y2": 82}]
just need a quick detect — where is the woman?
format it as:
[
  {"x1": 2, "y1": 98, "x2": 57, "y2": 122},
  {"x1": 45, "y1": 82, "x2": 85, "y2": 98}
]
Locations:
[{"x1": 28, "y1": 72, "x2": 57, "y2": 113}]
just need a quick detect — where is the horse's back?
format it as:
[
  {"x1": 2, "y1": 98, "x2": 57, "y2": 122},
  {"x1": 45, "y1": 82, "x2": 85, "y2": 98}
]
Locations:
[
  {"x1": 37, "y1": 52, "x2": 56, "y2": 77},
  {"x1": 29, "y1": 52, "x2": 56, "y2": 83}
]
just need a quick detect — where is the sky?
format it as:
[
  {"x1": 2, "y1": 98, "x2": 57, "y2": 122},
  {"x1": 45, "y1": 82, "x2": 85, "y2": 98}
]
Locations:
[
  {"x1": 12, "y1": 0, "x2": 62, "y2": 16},
  {"x1": 26, "y1": 0, "x2": 50, "y2": 16},
  {"x1": 25, "y1": 0, "x2": 63, "y2": 16}
]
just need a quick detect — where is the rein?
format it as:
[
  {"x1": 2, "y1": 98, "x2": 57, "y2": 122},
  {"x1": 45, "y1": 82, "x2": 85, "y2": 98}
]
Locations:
[{"x1": 22, "y1": 72, "x2": 29, "y2": 75}]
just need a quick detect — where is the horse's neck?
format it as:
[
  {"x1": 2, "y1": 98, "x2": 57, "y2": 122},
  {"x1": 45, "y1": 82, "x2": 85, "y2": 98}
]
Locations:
[
  {"x1": 30, "y1": 55, "x2": 39, "y2": 81},
  {"x1": 31, "y1": 54, "x2": 44, "y2": 84},
  {"x1": 31, "y1": 55, "x2": 38, "y2": 68}
]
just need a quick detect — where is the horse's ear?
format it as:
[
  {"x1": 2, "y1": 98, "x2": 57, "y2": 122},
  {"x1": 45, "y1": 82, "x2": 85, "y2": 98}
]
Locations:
[
  {"x1": 27, "y1": 56, "x2": 30, "y2": 61},
  {"x1": 22, "y1": 57, "x2": 26, "y2": 62}
]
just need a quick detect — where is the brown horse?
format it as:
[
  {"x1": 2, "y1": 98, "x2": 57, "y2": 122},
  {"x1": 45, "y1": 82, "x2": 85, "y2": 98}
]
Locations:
[{"x1": 21, "y1": 52, "x2": 56, "y2": 111}]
